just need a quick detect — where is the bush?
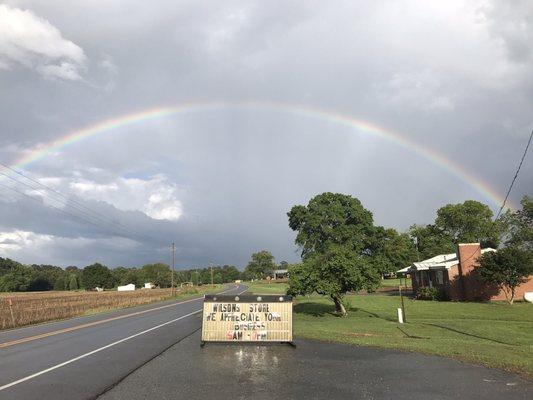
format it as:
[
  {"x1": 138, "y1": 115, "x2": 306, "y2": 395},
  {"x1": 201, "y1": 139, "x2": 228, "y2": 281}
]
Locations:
[{"x1": 416, "y1": 286, "x2": 448, "y2": 301}]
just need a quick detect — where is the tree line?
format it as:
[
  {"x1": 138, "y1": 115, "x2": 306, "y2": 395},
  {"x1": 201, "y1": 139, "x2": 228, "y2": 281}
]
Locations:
[
  {"x1": 0, "y1": 251, "x2": 292, "y2": 293},
  {"x1": 0, "y1": 260, "x2": 244, "y2": 292}
]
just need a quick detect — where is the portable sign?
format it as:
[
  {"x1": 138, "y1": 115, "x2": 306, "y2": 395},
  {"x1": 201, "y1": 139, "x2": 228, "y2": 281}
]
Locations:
[{"x1": 201, "y1": 294, "x2": 293, "y2": 343}]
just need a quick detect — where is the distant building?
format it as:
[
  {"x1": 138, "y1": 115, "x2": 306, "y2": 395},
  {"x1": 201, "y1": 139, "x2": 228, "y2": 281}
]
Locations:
[
  {"x1": 117, "y1": 283, "x2": 136, "y2": 291},
  {"x1": 268, "y1": 269, "x2": 289, "y2": 280},
  {"x1": 400, "y1": 243, "x2": 533, "y2": 301},
  {"x1": 144, "y1": 282, "x2": 156, "y2": 289}
]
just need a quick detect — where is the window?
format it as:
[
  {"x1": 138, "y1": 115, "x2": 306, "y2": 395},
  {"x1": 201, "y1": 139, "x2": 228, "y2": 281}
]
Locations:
[{"x1": 436, "y1": 270, "x2": 444, "y2": 285}]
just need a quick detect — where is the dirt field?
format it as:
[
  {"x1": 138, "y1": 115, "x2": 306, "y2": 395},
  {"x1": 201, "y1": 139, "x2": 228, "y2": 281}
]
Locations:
[{"x1": 0, "y1": 288, "x2": 203, "y2": 330}]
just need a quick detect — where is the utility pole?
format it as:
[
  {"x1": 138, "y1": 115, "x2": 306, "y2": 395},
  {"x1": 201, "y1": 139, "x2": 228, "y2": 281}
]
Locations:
[
  {"x1": 171, "y1": 242, "x2": 175, "y2": 296},
  {"x1": 210, "y1": 262, "x2": 214, "y2": 287}
]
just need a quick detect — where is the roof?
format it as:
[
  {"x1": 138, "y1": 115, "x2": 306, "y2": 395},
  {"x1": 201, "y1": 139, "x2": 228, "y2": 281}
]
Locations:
[
  {"x1": 396, "y1": 266, "x2": 412, "y2": 274},
  {"x1": 397, "y1": 247, "x2": 496, "y2": 273}
]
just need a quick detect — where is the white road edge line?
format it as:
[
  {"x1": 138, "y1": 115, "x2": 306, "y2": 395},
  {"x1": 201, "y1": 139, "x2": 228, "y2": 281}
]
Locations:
[{"x1": 0, "y1": 286, "x2": 247, "y2": 392}]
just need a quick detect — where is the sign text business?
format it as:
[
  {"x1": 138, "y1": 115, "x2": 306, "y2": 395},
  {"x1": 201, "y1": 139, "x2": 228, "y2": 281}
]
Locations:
[{"x1": 201, "y1": 295, "x2": 293, "y2": 342}]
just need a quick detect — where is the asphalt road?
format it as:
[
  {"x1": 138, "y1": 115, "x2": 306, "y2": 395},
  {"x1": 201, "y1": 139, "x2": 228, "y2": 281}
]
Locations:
[
  {"x1": 100, "y1": 332, "x2": 533, "y2": 400},
  {"x1": 0, "y1": 284, "x2": 246, "y2": 400},
  {"x1": 2, "y1": 284, "x2": 531, "y2": 400}
]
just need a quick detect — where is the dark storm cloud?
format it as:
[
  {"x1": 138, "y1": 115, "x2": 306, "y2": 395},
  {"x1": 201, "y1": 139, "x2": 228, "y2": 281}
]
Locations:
[{"x1": 0, "y1": 0, "x2": 531, "y2": 267}]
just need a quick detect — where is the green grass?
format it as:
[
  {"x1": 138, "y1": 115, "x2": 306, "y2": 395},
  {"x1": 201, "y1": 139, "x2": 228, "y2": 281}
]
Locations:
[
  {"x1": 245, "y1": 281, "x2": 289, "y2": 294},
  {"x1": 246, "y1": 279, "x2": 413, "y2": 292},
  {"x1": 380, "y1": 277, "x2": 411, "y2": 287},
  {"x1": 246, "y1": 282, "x2": 533, "y2": 377}
]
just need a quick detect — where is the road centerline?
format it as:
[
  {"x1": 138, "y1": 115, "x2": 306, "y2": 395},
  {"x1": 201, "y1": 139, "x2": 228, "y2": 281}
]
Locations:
[{"x1": 0, "y1": 286, "x2": 238, "y2": 349}]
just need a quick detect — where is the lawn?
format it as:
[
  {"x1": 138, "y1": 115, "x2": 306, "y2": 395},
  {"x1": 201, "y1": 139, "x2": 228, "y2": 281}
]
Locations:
[
  {"x1": 246, "y1": 282, "x2": 533, "y2": 377},
  {"x1": 380, "y1": 277, "x2": 411, "y2": 287},
  {"x1": 245, "y1": 281, "x2": 289, "y2": 294}
]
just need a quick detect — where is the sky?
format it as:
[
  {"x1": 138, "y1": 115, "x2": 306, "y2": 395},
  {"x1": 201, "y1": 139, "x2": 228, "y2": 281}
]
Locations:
[{"x1": 0, "y1": 0, "x2": 531, "y2": 268}]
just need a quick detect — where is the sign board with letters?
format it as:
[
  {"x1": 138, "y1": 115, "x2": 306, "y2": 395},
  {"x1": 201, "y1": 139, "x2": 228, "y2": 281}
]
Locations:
[{"x1": 201, "y1": 294, "x2": 293, "y2": 343}]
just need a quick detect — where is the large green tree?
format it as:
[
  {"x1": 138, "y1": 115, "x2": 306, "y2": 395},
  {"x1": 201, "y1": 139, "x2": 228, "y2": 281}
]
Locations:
[
  {"x1": 243, "y1": 251, "x2": 276, "y2": 280},
  {"x1": 287, "y1": 193, "x2": 381, "y2": 315}
]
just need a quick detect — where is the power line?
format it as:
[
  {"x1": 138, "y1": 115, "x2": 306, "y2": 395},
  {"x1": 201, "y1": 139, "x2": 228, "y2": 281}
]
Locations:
[
  {"x1": 0, "y1": 169, "x2": 161, "y2": 244},
  {"x1": 0, "y1": 169, "x2": 124, "y2": 231},
  {"x1": 0, "y1": 169, "x2": 137, "y2": 238},
  {"x1": 495, "y1": 128, "x2": 533, "y2": 220},
  {"x1": 0, "y1": 180, "x2": 119, "y2": 234},
  {"x1": 0, "y1": 161, "x2": 140, "y2": 236},
  {"x1": 0, "y1": 179, "x2": 160, "y2": 244}
]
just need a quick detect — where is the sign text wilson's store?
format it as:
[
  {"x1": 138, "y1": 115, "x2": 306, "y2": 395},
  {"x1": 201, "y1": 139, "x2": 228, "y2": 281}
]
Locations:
[{"x1": 201, "y1": 295, "x2": 293, "y2": 342}]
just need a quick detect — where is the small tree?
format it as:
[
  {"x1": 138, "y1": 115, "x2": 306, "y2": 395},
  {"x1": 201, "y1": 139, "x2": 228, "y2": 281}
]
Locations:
[
  {"x1": 82, "y1": 263, "x2": 115, "y2": 289},
  {"x1": 244, "y1": 251, "x2": 276, "y2": 280},
  {"x1": 141, "y1": 263, "x2": 171, "y2": 287},
  {"x1": 504, "y1": 195, "x2": 532, "y2": 250},
  {"x1": 477, "y1": 247, "x2": 533, "y2": 304},
  {"x1": 220, "y1": 265, "x2": 240, "y2": 282},
  {"x1": 368, "y1": 228, "x2": 417, "y2": 276},
  {"x1": 68, "y1": 274, "x2": 79, "y2": 291},
  {"x1": 287, "y1": 245, "x2": 380, "y2": 316}
]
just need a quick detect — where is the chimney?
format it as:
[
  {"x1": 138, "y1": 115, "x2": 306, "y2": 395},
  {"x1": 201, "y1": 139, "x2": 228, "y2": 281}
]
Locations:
[
  {"x1": 457, "y1": 243, "x2": 482, "y2": 301},
  {"x1": 458, "y1": 243, "x2": 482, "y2": 275}
]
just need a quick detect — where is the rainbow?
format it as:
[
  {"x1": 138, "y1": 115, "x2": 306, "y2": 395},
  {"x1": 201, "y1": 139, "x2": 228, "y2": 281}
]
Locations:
[{"x1": 9, "y1": 100, "x2": 513, "y2": 210}]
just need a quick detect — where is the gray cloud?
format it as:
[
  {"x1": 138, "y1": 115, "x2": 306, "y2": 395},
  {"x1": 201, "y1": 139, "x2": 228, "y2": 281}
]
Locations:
[{"x1": 0, "y1": 0, "x2": 531, "y2": 267}]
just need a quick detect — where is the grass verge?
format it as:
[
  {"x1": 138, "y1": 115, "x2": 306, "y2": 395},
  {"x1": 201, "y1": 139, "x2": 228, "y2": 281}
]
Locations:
[{"x1": 245, "y1": 281, "x2": 289, "y2": 294}]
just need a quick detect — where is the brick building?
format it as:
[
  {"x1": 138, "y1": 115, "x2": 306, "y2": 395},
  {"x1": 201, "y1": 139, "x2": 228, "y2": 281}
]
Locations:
[{"x1": 402, "y1": 243, "x2": 533, "y2": 301}]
